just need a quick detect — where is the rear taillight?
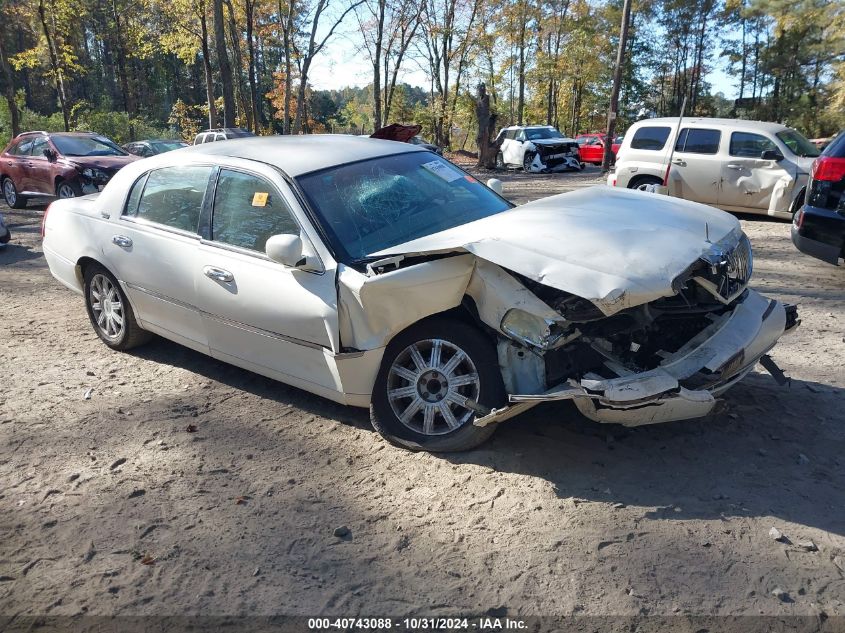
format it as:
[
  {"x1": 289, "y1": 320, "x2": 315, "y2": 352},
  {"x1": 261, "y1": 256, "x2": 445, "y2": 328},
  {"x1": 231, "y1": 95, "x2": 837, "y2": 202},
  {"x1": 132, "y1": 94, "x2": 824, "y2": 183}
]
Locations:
[
  {"x1": 41, "y1": 204, "x2": 50, "y2": 239},
  {"x1": 811, "y1": 156, "x2": 845, "y2": 182}
]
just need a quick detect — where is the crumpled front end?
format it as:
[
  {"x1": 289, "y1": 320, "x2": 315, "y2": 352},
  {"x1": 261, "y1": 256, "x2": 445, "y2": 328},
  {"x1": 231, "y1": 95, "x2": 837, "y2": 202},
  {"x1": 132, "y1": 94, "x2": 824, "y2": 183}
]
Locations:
[
  {"x1": 525, "y1": 141, "x2": 582, "y2": 173},
  {"x1": 476, "y1": 288, "x2": 799, "y2": 427}
]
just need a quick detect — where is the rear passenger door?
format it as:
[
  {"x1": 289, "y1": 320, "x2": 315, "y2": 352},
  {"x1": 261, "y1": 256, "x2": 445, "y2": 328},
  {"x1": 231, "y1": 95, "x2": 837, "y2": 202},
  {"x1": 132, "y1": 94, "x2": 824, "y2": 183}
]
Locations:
[
  {"x1": 668, "y1": 127, "x2": 721, "y2": 205},
  {"x1": 104, "y1": 164, "x2": 215, "y2": 352}
]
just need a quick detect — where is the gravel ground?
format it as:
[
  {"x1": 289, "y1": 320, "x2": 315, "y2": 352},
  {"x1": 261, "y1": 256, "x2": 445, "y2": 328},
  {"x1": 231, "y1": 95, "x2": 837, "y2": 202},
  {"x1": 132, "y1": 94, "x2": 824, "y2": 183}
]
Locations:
[{"x1": 1, "y1": 164, "x2": 844, "y2": 628}]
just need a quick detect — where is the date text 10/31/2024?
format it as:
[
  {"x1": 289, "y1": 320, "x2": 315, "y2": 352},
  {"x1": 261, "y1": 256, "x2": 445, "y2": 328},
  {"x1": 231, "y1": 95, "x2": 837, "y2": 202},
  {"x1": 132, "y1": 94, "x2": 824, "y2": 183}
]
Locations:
[{"x1": 307, "y1": 617, "x2": 528, "y2": 630}]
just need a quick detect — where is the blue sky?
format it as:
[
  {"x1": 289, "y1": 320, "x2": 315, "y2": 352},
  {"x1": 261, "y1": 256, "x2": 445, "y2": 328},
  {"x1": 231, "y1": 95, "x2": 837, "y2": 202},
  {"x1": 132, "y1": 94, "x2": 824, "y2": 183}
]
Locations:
[{"x1": 308, "y1": 29, "x2": 739, "y2": 99}]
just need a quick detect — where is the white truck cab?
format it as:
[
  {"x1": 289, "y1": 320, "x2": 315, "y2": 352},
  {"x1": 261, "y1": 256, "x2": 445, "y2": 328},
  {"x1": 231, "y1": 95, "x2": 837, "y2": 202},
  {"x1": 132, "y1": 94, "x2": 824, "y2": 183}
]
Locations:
[{"x1": 609, "y1": 118, "x2": 820, "y2": 219}]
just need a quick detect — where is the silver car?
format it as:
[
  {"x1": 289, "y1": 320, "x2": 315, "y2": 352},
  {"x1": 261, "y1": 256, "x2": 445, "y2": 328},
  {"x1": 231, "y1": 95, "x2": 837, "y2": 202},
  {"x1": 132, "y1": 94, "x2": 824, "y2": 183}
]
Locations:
[{"x1": 42, "y1": 136, "x2": 799, "y2": 451}]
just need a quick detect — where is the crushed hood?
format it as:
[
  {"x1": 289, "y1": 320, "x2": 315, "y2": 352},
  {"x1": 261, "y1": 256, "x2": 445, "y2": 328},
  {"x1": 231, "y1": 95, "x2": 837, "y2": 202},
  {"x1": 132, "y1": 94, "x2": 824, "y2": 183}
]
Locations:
[{"x1": 372, "y1": 186, "x2": 740, "y2": 315}]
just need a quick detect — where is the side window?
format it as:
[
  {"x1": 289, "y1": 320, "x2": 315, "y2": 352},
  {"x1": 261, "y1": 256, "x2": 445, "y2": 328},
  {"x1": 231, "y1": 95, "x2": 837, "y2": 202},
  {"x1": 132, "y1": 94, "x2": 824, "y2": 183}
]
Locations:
[
  {"x1": 630, "y1": 126, "x2": 671, "y2": 150},
  {"x1": 211, "y1": 169, "x2": 299, "y2": 252},
  {"x1": 29, "y1": 137, "x2": 49, "y2": 157},
  {"x1": 215, "y1": 134, "x2": 226, "y2": 142},
  {"x1": 130, "y1": 166, "x2": 213, "y2": 232},
  {"x1": 516, "y1": 130, "x2": 526, "y2": 142},
  {"x1": 12, "y1": 138, "x2": 33, "y2": 155},
  {"x1": 729, "y1": 132, "x2": 777, "y2": 158},
  {"x1": 675, "y1": 128, "x2": 720, "y2": 154},
  {"x1": 124, "y1": 173, "x2": 148, "y2": 216}
]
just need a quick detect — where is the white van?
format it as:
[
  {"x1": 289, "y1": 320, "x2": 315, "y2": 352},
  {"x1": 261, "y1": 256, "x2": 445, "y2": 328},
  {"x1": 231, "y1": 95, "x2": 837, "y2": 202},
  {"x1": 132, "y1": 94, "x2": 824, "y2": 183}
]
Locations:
[{"x1": 609, "y1": 118, "x2": 820, "y2": 219}]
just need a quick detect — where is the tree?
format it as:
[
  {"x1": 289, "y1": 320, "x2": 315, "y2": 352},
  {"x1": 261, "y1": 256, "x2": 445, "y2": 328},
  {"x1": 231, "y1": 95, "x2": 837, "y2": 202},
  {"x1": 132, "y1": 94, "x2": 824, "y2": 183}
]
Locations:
[
  {"x1": 291, "y1": 0, "x2": 363, "y2": 134},
  {"x1": 213, "y1": 0, "x2": 236, "y2": 126}
]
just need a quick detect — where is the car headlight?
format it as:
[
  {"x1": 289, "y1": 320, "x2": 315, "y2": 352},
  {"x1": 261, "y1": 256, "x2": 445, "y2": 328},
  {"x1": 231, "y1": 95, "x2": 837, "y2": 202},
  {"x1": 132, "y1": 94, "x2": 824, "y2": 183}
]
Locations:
[
  {"x1": 82, "y1": 168, "x2": 109, "y2": 182},
  {"x1": 500, "y1": 309, "x2": 563, "y2": 350}
]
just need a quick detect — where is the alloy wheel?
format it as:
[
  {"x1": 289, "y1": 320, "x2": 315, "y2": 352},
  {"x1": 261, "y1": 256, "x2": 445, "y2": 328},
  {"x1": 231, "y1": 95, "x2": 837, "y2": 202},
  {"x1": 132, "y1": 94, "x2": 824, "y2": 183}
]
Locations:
[
  {"x1": 58, "y1": 183, "x2": 77, "y2": 198},
  {"x1": 89, "y1": 273, "x2": 125, "y2": 341},
  {"x1": 3, "y1": 180, "x2": 16, "y2": 205},
  {"x1": 386, "y1": 338, "x2": 481, "y2": 436}
]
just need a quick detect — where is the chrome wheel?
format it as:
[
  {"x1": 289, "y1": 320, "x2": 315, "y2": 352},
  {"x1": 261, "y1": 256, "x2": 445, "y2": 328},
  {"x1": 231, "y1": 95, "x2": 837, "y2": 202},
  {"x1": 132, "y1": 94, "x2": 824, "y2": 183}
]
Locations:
[
  {"x1": 3, "y1": 179, "x2": 16, "y2": 205},
  {"x1": 387, "y1": 338, "x2": 481, "y2": 436},
  {"x1": 57, "y1": 183, "x2": 77, "y2": 198},
  {"x1": 89, "y1": 273, "x2": 124, "y2": 340}
]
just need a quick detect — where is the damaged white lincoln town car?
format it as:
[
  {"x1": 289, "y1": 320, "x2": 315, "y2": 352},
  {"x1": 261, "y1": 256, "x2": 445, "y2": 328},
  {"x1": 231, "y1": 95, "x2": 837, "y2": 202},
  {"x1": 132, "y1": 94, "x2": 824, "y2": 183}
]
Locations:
[{"x1": 43, "y1": 136, "x2": 800, "y2": 451}]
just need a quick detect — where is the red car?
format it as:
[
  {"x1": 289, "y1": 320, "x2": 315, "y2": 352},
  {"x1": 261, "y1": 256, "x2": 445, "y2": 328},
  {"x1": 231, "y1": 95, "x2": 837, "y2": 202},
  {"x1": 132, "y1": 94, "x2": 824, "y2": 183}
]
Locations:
[
  {"x1": 1, "y1": 131, "x2": 138, "y2": 208},
  {"x1": 575, "y1": 133, "x2": 623, "y2": 165}
]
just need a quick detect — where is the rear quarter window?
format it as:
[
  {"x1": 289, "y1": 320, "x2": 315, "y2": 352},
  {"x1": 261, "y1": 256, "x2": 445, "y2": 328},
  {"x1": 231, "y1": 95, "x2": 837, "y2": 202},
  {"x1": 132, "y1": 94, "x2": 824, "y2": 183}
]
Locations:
[
  {"x1": 630, "y1": 126, "x2": 671, "y2": 150},
  {"x1": 675, "y1": 128, "x2": 721, "y2": 154}
]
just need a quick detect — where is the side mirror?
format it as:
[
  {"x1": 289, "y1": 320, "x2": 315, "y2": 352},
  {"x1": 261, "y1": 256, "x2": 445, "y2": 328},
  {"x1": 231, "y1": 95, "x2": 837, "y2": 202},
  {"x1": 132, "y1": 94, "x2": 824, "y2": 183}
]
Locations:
[
  {"x1": 266, "y1": 234, "x2": 304, "y2": 268},
  {"x1": 43, "y1": 148, "x2": 57, "y2": 162},
  {"x1": 486, "y1": 178, "x2": 503, "y2": 195},
  {"x1": 761, "y1": 149, "x2": 784, "y2": 161}
]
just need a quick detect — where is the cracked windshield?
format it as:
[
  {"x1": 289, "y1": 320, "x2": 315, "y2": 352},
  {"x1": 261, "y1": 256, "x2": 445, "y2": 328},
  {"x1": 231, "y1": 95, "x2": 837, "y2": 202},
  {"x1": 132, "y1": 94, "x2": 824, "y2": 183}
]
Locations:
[{"x1": 297, "y1": 152, "x2": 511, "y2": 262}]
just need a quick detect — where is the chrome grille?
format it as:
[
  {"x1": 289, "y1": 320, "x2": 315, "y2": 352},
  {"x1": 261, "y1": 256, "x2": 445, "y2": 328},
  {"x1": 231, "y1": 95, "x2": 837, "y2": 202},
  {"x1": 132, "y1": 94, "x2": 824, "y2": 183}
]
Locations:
[{"x1": 721, "y1": 233, "x2": 753, "y2": 299}]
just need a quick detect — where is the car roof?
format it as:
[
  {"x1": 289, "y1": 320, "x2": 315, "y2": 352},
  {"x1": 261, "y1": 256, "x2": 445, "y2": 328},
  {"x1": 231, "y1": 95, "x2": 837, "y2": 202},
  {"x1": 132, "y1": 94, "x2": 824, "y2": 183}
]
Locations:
[
  {"x1": 630, "y1": 117, "x2": 792, "y2": 132},
  {"x1": 177, "y1": 134, "x2": 426, "y2": 177},
  {"x1": 502, "y1": 124, "x2": 557, "y2": 130}
]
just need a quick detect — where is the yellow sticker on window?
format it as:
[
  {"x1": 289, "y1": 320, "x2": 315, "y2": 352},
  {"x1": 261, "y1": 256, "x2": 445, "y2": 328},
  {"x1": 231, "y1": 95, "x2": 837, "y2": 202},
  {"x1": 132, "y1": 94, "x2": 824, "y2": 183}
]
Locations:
[{"x1": 252, "y1": 192, "x2": 269, "y2": 207}]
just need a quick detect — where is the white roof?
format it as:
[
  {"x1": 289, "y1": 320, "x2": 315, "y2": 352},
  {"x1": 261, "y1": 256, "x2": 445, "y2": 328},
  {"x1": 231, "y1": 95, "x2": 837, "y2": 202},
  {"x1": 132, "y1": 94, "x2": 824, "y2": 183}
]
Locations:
[
  {"x1": 178, "y1": 134, "x2": 425, "y2": 177},
  {"x1": 630, "y1": 117, "x2": 793, "y2": 132}
]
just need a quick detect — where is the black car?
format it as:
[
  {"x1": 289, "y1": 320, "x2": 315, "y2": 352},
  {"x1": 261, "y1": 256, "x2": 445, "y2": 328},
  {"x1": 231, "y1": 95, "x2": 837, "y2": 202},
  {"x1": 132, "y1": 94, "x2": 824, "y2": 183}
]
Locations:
[
  {"x1": 792, "y1": 130, "x2": 845, "y2": 265},
  {"x1": 124, "y1": 139, "x2": 188, "y2": 157}
]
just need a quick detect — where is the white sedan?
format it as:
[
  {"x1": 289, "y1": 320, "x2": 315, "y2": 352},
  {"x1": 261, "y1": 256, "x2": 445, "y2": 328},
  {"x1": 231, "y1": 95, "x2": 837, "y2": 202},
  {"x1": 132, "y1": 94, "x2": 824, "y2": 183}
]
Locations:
[{"x1": 43, "y1": 136, "x2": 799, "y2": 451}]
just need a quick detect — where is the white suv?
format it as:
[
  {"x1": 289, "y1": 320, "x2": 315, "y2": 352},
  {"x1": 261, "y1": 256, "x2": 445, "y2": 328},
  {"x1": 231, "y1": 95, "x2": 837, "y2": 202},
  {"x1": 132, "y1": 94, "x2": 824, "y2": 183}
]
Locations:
[
  {"x1": 495, "y1": 125, "x2": 582, "y2": 173},
  {"x1": 609, "y1": 118, "x2": 820, "y2": 218}
]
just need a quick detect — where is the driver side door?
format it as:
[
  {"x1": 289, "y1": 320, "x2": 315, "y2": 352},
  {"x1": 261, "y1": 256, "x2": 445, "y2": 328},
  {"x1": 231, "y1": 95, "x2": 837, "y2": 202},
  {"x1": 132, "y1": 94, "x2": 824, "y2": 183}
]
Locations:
[{"x1": 194, "y1": 167, "x2": 342, "y2": 395}]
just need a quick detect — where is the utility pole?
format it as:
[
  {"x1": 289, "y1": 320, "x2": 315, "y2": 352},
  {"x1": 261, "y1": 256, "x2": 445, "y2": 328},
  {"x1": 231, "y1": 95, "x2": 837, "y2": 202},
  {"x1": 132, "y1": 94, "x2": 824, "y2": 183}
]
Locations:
[{"x1": 602, "y1": 0, "x2": 632, "y2": 172}]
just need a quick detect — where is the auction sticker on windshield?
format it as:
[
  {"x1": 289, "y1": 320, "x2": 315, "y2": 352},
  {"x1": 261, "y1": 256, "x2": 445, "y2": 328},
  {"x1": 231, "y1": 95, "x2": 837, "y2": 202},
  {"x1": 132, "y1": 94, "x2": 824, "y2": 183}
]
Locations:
[{"x1": 422, "y1": 160, "x2": 463, "y2": 183}]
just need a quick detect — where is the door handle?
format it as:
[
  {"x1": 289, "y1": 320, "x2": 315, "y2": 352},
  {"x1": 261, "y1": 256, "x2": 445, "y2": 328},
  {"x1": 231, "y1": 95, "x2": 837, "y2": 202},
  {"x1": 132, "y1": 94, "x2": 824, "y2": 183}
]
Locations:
[
  {"x1": 112, "y1": 235, "x2": 132, "y2": 248},
  {"x1": 672, "y1": 158, "x2": 685, "y2": 165},
  {"x1": 203, "y1": 266, "x2": 234, "y2": 283},
  {"x1": 727, "y1": 164, "x2": 743, "y2": 170}
]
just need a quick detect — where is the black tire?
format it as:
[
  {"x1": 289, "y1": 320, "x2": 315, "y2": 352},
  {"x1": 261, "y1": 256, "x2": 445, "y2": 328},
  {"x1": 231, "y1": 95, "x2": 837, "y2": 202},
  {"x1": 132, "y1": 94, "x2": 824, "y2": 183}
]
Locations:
[
  {"x1": 370, "y1": 317, "x2": 506, "y2": 452},
  {"x1": 496, "y1": 152, "x2": 505, "y2": 169},
  {"x1": 83, "y1": 264, "x2": 152, "y2": 351},
  {"x1": 628, "y1": 175, "x2": 663, "y2": 191},
  {"x1": 522, "y1": 151, "x2": 536, "y2": 172},
  {"x1": 2, "y1": 177, "x2": 27, "y2": 209},
  {"x1": 56, "y1": 179, "x2": 82, "y2": 199},
  {"x1": 790, "y1": 187, "x2": 806, "y2": 218}
]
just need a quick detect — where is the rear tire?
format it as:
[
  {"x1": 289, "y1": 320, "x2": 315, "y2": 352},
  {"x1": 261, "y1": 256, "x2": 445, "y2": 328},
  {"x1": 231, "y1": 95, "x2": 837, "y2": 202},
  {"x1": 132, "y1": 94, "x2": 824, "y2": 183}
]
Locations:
[
  {"x1": 83, "y1": 264, "x2": 152, "y2": 351},
  {"x1": 628, "y1": 175, "x2": 663, "y2": 191},
  {"x1": 496, "y1": 152, "x2": 505, "y2": 169},
  {"x1": 370, "y1": 317, "x2": 506, "y2": 452},
  {"x1": 2, "y1": 177, "x2": 27, "y2": 209}
]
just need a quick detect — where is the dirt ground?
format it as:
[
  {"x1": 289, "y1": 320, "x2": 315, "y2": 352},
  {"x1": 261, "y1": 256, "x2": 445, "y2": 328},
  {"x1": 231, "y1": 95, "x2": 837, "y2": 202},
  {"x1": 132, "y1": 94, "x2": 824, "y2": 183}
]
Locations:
[{"x1": 1, "y1": 164, "x2": 844, "y2": 628}]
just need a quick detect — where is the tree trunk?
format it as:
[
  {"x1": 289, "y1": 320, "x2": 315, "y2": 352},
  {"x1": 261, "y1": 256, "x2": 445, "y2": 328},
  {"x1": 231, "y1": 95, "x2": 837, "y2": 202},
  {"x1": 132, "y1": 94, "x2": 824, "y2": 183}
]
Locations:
[
  {"x1": 602, "y1": 0, "x2": 632, "y2": 172},
  {"x1": 245, "y1": 0, "x2": 261, "y2": 132},
  {"x1": 475, "y1": 83, "x2": 499, "y2": 169},
  {"x1": 0, "y1": 35, "x2": 20, "y2": 137},
  {"x1": 200, "y1": 12, "x2": 217, "y2": 128},
  {"x1": 38, "y1": 0, "x2": 69, "y2": 130},
  {"x1": 213, "y1": 0, "x2": 236, "y2": 127}
]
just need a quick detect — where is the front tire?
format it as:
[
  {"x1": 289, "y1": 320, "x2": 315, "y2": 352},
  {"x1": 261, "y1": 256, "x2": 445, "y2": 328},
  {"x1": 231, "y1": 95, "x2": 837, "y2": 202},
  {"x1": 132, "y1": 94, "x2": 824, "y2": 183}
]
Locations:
[
  {"x1": 2, "y1": 177, "x2": 27, "y2": 209},
  {"x1": 56, "y1": 180, "x2": 82, "y2": 199},
  {"x1": 370, "y1": 317, "x2": 506, "y2": 452},
  {"x1": 496, "y1": 152, "x2": 505, "y2": 170},
  {"x1": 83, "y1": 264, "x2": 151, "y2": 351},
  {"x1": 522, "y1": 151, "x2": 537, "y2": 173}
]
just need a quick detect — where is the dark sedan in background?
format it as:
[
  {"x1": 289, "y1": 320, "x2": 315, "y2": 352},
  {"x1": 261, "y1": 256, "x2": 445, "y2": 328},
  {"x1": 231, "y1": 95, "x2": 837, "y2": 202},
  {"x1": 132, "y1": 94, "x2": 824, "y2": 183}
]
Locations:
[
  {"x1": 792, "y1": 130, "x2": 845, "y2": 265},
  {"x1": 1, "y1": 131, "x2": 138, "y2": 207}
]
